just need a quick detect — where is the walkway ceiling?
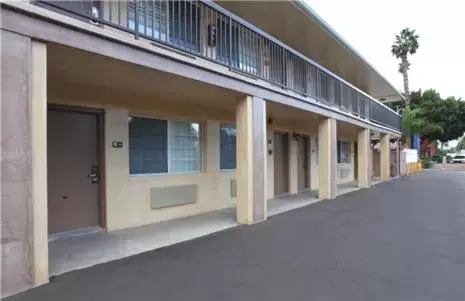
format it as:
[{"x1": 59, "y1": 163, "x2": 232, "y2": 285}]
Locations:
[
  {"x1": 48, "y1": 44, "x2": 398, "y2": 136},
  {"x1": 47, "y1": 43, "x2": 242, "y2": 112}
]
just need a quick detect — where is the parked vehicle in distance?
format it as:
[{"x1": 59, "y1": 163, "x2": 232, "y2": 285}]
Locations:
[
  {"x1": 451, "y1": 155, "x2": 465, "y2": 164},
  {"x1": 430, "y1": 155, "x2": 442, "y2": 163}
]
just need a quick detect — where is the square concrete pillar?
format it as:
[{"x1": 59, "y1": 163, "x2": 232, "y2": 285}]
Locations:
[
  {"x1": 288, "y1": 135, "x2": 298, "y2": 194},
  {"x1": 1, "y1": 32, "x2": 49, "y2": 297},
  {"x1": 396, "y1": 139, "x2": 400, "y2": 177},
  {"x1": 357, "y1": 128, "x2": 371, "y2": 187},
  {"x1": 236, "y1": 96, "x2": 267, "y2": 224},
  {"x1": 318, "y1": 118, "x2": 337, "y2": 199},
  {"x1": 30, "y1": 41, "x2": 49, "y2": 288},
  {"x1": 1, "y1": 31, "x2": 33, "y2": 298},
  {"x1": 380, "y1": 133, "x2": 391, "y2": 181}
]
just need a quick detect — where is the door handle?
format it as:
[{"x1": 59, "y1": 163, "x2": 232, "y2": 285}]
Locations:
[{"x1": 88, "y1": 165, "x2": 99, "y2": 184}]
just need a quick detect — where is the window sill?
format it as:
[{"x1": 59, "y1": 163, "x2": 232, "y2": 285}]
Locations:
[
  {"x1": 218, "y1": 169, "x2": 236, "y2": 173},
  {"x1": 130, "y1": 171, "x2": 204, "y2": 178}
]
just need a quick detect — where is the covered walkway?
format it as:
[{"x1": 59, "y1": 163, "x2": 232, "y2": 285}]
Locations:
[
  {"x1": 10, "y1": 171, "x2": 465, "y2": 301},
  {"x1": 48, "y1": 180, "x2": 390, "y2": 277},
  {"x1": 48, "y1": 191, "x2": 319, "y2": 277}
]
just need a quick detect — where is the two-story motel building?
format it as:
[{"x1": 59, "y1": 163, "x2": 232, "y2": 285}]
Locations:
[{"x1": 1, "y1": 0, "x2": 402, "y2": 296}]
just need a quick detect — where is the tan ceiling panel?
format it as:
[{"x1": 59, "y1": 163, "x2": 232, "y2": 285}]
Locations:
[{"x1": 47, "y1": 43, "x2": 242, "y2": 111}]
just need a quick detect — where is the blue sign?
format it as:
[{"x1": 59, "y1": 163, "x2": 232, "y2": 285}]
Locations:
[{"x1": 413, "y1": 134, "x2": 421, "y2": 152}]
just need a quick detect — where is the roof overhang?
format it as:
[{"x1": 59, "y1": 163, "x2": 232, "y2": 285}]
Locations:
[{"x1": 215, "y1": 0, "x2": 403, "y2": 102}]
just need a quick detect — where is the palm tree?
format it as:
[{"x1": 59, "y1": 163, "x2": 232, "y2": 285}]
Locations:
[
  {"x1": 392, "y1": 28, "x2": 419, "y2": 108},
  {"x1": 392, "y1": 28, "x2": 419, "y2": 147}
]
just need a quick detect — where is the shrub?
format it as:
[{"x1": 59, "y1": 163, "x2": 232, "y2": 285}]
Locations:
[{"x1": 421, "y1": 158, "x2": 433, "y2": 169}]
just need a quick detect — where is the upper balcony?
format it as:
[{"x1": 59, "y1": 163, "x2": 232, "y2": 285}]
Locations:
[{"x1": 35, "y1": 0, "x2": 402, "y2": 132}]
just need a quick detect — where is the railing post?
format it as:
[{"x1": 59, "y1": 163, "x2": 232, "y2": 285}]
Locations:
[
  {"x1": 229, "y1": 17, "x2": 233, "y2": 68},
  {"x1": 282, "y1": 49, "x2": 286, "y2": 89},
  {"x1": 134, "y1": 0, "x2": 139, "y2": 39},
  {"x1": 339, "y1": 83, "x2": 343, "y2": 108},
  {"x1": 367, "y1": 99, "x2": 370, "y2": 120},
  {"x1": 316, "y1": 68, "x2": 320, "y2": 100},
  {"x1": 386, "y1": 109, "x2": 389, "y2": 128},
  {"x1": 304, "y1": 64, "x2": 309, "y2": 97},
  {"x1": 329, "y1": 78, "x2": 333, "y2": 105}
]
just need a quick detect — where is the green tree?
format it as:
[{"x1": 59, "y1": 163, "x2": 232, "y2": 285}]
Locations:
[
  {"x1": 392, "y1": 28, "x2": 419, "y2": 147},
  {"x1": 406, "y1": 89, "x2": 465, "y2": 143},
  {"x1": 457, "y1": 136, "x2": 465, "y2": 150}
]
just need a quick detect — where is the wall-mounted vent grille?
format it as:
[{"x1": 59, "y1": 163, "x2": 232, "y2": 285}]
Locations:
[
  {"x1": 230, "y1": 179, "x2": 237, "y2": 197},
  {"x1": 151, "y1": 184, "x2": 197, "y2": 209}
]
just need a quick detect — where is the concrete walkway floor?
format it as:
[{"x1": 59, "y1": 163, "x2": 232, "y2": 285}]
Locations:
[
  {"x1": 47, "y1": 190, "x2": 321, "y2": 277},
  {"x1": 9, "y1": 171, "x2": 465, "y2": 301},
  {"x1": 47, "y1": 183, "x2": 368, "y2": 277}
]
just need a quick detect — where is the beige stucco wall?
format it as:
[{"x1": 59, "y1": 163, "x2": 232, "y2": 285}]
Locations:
[
  {"x1": 266, "y1": 131, "x2": 275, "y2": 200},
  {"x1": 310, "y1": 135, "x2": 355, "y2": 189},
  {"x1": 48, "y1": 82, "x2": 239, "y2": 230},
  {"x1": 288, "y1": 137, "x2": 299, "y2": 194},
  {"x1": 49, "y1": 80, "x2": 340, "y2": 230},
  {"x1": 310, "y1": 135, "x2": 319, "y2": 190},
  {"x1": 336, "y1": 140, "x2": 356, "y2": 184},
  {"x1": 48, "y1": 77, "x2": 358, "y2": 230},
  {"x1": 105, "y1": 110, "x2": 237, "y2": 230},
  {"x1": 373, "y1": 150, "x2": 381, "y2": 178},
  {"x1": 267, "y1": 116, "x2": 319, "y2": 193},
  {"x1": 372, "y1": 148, "x2": 398, "y2": 179}
]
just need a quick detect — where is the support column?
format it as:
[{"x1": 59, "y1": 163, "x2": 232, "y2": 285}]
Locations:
[
  {"x1": 357, "y1": 128, "x2": 371, "y2": 187},
  {"x1": 30, "y1": 41, "x2": 49, "y2": 287},
  {"x1": 288, "y1": 135, "x2": 298, "y2": 194},
  {"x1": 380, "y1": 133, "x2": 391, "y2": 181},
  {"x1": 2, "y1": 31, "x2": 32, "y2": 298},
  {"x1": 1, "y1": 31, "x2": 49, "y2": 297},
  {"x1": 396, "y1": 138, "x2": 400, "y2": 177},
  {"x1": 318, "y1": 118, "x2": 337, "y2": 199},
  {"x1": 236, "y1": 96, "x2": 267, "y2": 224}
]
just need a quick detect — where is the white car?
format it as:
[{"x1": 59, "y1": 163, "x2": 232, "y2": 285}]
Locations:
[{"x1": 451, "y1": 155, "x2": 465, "y2": 164}]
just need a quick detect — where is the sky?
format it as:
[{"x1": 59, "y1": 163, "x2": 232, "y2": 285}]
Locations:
[{"x1": 305, "y1": 0, "x2": 465, "y2": 101}]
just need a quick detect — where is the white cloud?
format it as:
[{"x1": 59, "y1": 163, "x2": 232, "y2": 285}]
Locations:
[{"x1": 305, "y1": 0, "x2": 465, "y2": 100}]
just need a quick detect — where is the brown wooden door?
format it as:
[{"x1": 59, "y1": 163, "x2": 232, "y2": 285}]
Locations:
[
  {"x1": 273, "y1": 133, "x2": 289, "y2": 195},
  {"x1": 48, "y1": 109, "x2": 100, "y2": 234},
  {"x1": 297, "y1": 136, "x2": 309, "y2": 191}
]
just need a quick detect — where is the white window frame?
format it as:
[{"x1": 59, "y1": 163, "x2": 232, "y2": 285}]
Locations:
[
  {"x1": 337, "y1": 139, "x2": 351, "y2": 164},
  {"x1": 127, "y1": 1, "x2": 201, "y2": 49},
  {"x1": 129, "y1": 114, "x2": 204, "y2": 177},
  {"x1": 218, "y1": 123, "x2": 237, "y2": 172},
  {"x1": 127, "y1": 1, "x2": 168, "y2": 40}
]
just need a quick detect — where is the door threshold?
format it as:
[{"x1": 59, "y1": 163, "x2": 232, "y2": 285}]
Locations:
[{"x1": 48, "y1": 226, "x2": 103, "y2": 242}]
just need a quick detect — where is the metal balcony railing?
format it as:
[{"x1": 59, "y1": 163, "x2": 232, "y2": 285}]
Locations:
[{"x1": 37, "y1": 0, "x2": 402, "y2": 132}]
